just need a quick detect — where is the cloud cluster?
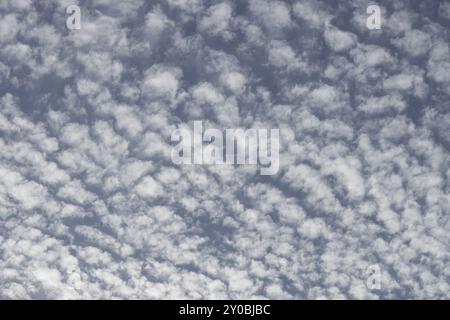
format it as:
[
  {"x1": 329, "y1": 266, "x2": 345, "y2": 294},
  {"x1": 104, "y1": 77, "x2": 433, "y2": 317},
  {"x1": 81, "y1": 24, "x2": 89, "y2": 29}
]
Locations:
[{"x1": 0, "y1": 0, "x2": 449, "y2": 299}]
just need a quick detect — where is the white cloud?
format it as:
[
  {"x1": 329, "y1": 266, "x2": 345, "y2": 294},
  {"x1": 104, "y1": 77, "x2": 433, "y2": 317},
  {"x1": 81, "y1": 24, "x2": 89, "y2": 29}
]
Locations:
[
  {"x1": 324, "y1": 26, "x2": 357, "y2": 52},
  {"x1": 0, "y1": 0, "x2": 449, "y2": 300}
]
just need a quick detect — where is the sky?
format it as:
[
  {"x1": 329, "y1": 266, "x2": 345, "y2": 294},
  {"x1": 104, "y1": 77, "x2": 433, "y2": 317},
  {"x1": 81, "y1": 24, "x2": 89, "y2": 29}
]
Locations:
[{"x1": 0, "y1": 0, "x2": 449, "y2": 299}]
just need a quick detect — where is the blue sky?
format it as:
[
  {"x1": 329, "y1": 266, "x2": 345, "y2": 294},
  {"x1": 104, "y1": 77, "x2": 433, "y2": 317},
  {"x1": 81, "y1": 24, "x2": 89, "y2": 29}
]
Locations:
[{"x1": 0, "y1": 0, "x2": 449, "y2": 299}]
